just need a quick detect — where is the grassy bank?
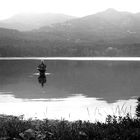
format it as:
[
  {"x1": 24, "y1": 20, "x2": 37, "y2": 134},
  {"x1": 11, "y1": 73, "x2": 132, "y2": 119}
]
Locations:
[
  {"x1": 0, "y1": 113, "x2": 140, "y2": 140},
  {"x1": 0, "y1": 97, "x2": 139, "y2": 139}
]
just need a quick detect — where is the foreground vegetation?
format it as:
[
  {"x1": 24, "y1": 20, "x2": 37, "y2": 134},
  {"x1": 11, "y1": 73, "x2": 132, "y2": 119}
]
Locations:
[
  {"x1": 0, "y1": 114, "x2": 140, "y2": 140},
  {"x1": 0, "y1": 97, "x2": 140, "y2": 140}
]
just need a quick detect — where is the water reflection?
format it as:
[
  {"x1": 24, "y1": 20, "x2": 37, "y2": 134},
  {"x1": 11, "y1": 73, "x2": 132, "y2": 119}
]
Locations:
[
  {"x1": 38, "y1": 74, "x2": 46, "y2": 87},
  {"x1": 0, "y1": 93, "x2": 137, "y2": 122},
  {"x1": 1, "y1": 60, "x2": 140, "y2": 101},
  {"x1": 0, "y1": 59, "x2": 140, "y2": 121}
]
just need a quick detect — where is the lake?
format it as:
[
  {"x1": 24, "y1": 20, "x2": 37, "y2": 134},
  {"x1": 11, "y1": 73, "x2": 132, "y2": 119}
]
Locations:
[{"x1": 0, "y1": 57, "x2": 139, "y2": 122}]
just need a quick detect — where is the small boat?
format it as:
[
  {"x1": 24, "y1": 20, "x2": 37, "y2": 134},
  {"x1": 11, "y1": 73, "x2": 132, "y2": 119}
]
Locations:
[{"x1": 37, "y1": 61, "x2": 46, "y2": 74}]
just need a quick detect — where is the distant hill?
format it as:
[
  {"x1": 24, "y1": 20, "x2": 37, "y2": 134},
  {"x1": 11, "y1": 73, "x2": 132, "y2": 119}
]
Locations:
[
  {"x1": 0, "y1": 13, "x2": 76, "y2": 31},
  {"x1": 1, "y1": 9, "x2": 140, "y2": 57},
  {"x1": 38, "y1": 8, "x2": 140, "y2": 43}
]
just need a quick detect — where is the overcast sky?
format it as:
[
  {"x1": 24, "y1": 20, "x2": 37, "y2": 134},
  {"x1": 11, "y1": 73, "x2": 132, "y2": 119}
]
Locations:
[{"x1": 0, "y1": 0, "x2": 140, "y2": 19}]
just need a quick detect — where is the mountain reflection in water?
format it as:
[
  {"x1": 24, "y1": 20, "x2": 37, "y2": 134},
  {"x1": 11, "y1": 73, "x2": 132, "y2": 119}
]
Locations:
[
  {"x1": 0, "y1": 93, "x2": 137, "y2": 122},
  {"x1": 0, "y1": 59, "x2": 140, "y2": 121}
]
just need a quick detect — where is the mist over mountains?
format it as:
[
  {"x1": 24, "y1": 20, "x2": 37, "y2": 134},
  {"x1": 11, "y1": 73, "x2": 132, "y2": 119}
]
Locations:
[
  {"x1": 1, "y1": 9, "x2": 140, "y2": 57},
  {"x1": 0, "y1": 13, "x2": 76, "y2": 31}
]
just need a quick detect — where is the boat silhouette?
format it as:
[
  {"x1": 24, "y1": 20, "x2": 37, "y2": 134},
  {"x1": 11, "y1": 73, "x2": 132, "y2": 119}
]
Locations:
[
  {"x1": 37, "y1": 60, "x2": 46, "y2": 74},
  {"x1": 37, "y1": 60, "x2": 47, "y2": 87}
]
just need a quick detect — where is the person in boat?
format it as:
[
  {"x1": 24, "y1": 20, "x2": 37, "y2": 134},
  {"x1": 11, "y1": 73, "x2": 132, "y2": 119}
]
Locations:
[{"x1": 37, "y1": 60, "x2": 46, "y2": 73}]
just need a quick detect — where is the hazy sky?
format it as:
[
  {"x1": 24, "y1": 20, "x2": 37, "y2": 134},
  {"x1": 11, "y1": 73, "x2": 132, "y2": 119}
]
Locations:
[{"x1": 0, "y1": 0, "x2": 140, "y2": 19}]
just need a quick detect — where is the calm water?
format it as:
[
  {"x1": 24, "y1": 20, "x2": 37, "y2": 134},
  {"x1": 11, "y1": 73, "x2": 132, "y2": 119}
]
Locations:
[{"x1": 0, "y1": 58, "x2": 139, "y2": 122}]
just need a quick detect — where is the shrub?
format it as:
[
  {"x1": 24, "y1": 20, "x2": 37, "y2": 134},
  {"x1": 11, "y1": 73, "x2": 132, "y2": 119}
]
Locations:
[{"x1": 136, "y1": 97, "x2": 140, "y2": 118}]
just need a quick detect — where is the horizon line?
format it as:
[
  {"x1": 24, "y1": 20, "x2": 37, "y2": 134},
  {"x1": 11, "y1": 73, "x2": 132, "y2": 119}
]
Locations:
[{"x1": 1, "y1": 57, "x2": 140, "y2": 61}]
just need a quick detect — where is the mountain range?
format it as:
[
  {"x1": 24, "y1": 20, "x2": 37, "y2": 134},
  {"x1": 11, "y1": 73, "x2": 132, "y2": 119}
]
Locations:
[
  {"x1": 37, "y1": 8, "x2": 140, "y2": 44},
  {"x1": 1, "y1": 9, "x2": 140, "y2": 57}
]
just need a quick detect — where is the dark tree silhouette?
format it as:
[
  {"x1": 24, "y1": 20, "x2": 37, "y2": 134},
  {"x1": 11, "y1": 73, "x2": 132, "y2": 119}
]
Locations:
[{"x1": 136, "y1": 97, "x2": 140, "y2": 118}]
